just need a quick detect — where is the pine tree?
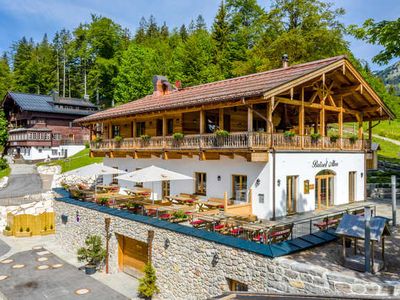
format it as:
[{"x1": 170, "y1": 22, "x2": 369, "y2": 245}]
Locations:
[
  {"x1": 137, "y1": 263, "x2": 159, "y2": 299},
  {"x1": 146, "y1": 15, "x2": 159, "y2": 39},
  {"x1": 179, "y1": 25, "x2": 189, "y2": 41},
  {"x1": 195, "y1": 15, "x2": 207, "y2": 31},
  {"x1": 212, "y1": 1, "x2": 231, "y2": 77},
  {"x1": 160, "y1": 22, "x2": 169, "y2": 39}
]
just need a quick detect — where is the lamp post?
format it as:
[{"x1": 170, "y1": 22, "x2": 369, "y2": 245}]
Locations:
[
  {"x1": 364, "y1": 206, "x2": 371, "y2": 273},
  {"x1": 105, "y1": 217, "x2": 111, "y2": 274}
]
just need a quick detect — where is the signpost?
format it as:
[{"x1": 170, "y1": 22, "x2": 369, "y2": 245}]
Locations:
[{"x1": 392, "y1": 175, "x2": 397, "y2": 227}]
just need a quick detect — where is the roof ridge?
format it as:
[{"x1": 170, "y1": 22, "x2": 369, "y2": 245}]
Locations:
[{"x1": 180, "y1": 55, "x2": 346, "y2": 91}]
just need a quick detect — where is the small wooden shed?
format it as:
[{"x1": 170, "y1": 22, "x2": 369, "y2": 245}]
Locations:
[{"x1": 335, "y1": 214, "x2": 390, "y2": 273}]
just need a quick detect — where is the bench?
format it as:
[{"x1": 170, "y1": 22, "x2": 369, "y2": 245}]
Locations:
[
  {"x1": 268, "y1": 224, "x2": 293, "y2": 244},
  {"x1": 314, "y1": 213, "x2": 343, "y2": 230}
]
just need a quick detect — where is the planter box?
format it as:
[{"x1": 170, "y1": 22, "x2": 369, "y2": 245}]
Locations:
[
  {"x1": 40, "y1": 229, "x2": 55, "y2": 236},
  {"x1": 2, "y1": 230, "x2": 12, "y2": 237},
  {"x1": 15, "y1": 231, "x2": 32, "y2": 238}
]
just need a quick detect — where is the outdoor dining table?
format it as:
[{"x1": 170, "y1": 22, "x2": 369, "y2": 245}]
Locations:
[
  {"x1": 169, "y1": 196, "x2": 198, "y2": 205},
  {"x1": 96, "y1": 185, "x2": 119, "y2": 193},
  {"x1": 198, "y1": 201, "x2": 224, "y2": 211}
]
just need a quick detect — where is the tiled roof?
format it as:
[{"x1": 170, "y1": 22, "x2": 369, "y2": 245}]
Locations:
[
  {"x1": 4, "y1": 92, "x2": 97, "y2": 116},
  {"x1": 77, "y1": 56, "x2": 346, "y2": 123}
]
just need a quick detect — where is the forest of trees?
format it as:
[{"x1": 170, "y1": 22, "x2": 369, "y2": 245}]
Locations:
[{"x1": 0, "y1": 0, "x2": 398, "y2": 117}]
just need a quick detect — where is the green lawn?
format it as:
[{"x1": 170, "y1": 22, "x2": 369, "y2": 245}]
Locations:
[
  {"x1": 364, "y1": 120, "x2": 400, "y2": 141},
  {"x1": 372, "y1": 136, "x2": 400, "y2": 164},
  {"x1": 37, "y1": 148, "x2": 103, "y2": 173},
  {"x1": 0, "y1": 167, "x2": 10, "y2": 179}
]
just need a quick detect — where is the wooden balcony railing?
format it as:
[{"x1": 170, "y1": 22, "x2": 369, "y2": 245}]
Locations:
[{"x1": 90, "y1": 132, "x2": 367, "y2": 152}]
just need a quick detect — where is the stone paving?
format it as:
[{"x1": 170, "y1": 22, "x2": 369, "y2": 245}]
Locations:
[
  {"x1": 0, "y1": 235, "x2": 140, "y2": 300},
  {"x1": 0, "y1": 248, "x2": 128, "y2": 300}
]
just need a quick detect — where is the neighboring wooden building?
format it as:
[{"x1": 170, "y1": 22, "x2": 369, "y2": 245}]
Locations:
[
  {"x1": 77, "y1": 55, "x2": 394, "y2": 220},
  {"x1": 2, "y1": 91, "x2": 98, "y2": 161}
]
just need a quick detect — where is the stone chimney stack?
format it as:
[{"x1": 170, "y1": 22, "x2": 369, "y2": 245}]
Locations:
[
  {"x1": 152, "y1": 75, "x2": 172, "y2": 96},
  {"x1": 282, "y1": 54, "x2": 289, "y2": 68}
]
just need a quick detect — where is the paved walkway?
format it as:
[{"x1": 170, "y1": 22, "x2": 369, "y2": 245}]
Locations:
[
  {"x1": 0, "y1": 249, "x2": 127, "y2": 300},
  {"x1": 0, "y1": 235, "x2": 139, "y2": 299}
]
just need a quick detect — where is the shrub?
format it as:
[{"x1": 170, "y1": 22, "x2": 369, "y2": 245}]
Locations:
[
  {"x1": 94, "y1": 136, "x2": 103, "y2": 143},
  {"x1": 84, "y1": 142, "x2": 90, "y2": 148},
  {"x1": 97, "y1": 198, "x2": 109, "y2": 206},
  {"x1": 0, "y1": 158, "x2": 9, "y2": 171},
  {"x1": 215, "y1": 129, "x2": 230, "y2": 137},
  {"x1": 140, "y1": 135, "x2": 151, "y2": 142},
  {"x1": 4, "y1": 225, "x2": 10, "y2": 231},
  {"x1": 173, "y1": 210, "x2": 188, "y2": 220},
  {"x1": 329, "y1": 134, "x2": 339, "y2": 143},
  {"x1": 77, "y1": 235, "x2": 106, "y2": 266},
  {"x1": 349, "y1": 134, "x2": 358, "y2": 144},
  {"x1": 138, "y1": 263, "x2": 159, "y2": 299},
  {"x1": 19, "y1": 227, "x2": 23, "y2": 232},
  {"x1": 172, "y1": 132, "x2": 184, "y2": 140},
  {"x1": 310, "y1": 133, "x2": 321, "y2": 141},
  {"x1": 26, "y1": 227, "x2": 30, "y2": 232},
  {"x1": 50, "y1": 224, "x2": 53, "y2": 230},
  {"x1": 284, "y1": 131, "x2": 295, "y2": 138},
  {"x1": 114, "y1": 135, "x2": 123, "y2": 143}
]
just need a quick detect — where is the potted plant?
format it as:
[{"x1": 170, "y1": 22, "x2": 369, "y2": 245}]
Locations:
[
  {"x1": 172, "y1": 210, "x2": 189, "y2": 223},
  {"x1": 172, "y1": 132, "x2": 184, "y2": 147},
  {"x1": 77, "y1": 235, "x2": 106, "y2": 275},
  {"x1": 94, "y1": 136, "x2": 103, "y2": 149},
  {"x1": 138, "y1": 263, "x2": 159, "y2": 299},
  {"x1": 3, "y1": 225, "x2": 12, "y2": 236},
  {"x1": 214, "y1": 129, "x2": 230, "y2": 147},
  {"x1": 140, "y1": 135, "x2": 151, "y2": 146},
  {"x1": 329, "y1": 133, "x2": 339, "y2": 143},
  {"x1": 96, "y1": 198, "x2": 109, "y2": 206},
  {"x1": 16, "y1": 226, "x2": 32, "y2": 237},
  {"x1": 349, "y1": 134, "x2": 358, "y2": 144},
  {"x1": 114, "y1": 135, "x2": 123, "y2": 148},
  {"x1": 310, "y1": 133, "x2": 321, "y2": 144},
  {"x1": 284, "y1": 131, "x2": 295, "y2": 141}
]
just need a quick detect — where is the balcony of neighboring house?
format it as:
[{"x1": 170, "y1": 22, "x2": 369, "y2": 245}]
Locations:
[
  {"x1": 89, "y1": 101, "x2": 369, "y2": 161},
  {"x1": 8, "y1": 128, "x2": 53, "y2": 147}
]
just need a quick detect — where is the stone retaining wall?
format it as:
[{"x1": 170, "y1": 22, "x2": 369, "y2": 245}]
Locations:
[{"x1": 54, "y1": 200, "x2": 400, "y2": 299}]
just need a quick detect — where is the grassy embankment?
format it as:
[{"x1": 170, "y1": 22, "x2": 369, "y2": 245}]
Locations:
[{"x1": 37, "y1": 148, "x2": 103, "y2": 173}]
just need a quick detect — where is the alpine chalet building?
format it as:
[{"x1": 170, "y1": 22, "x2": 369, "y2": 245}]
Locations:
[{"x1": 77, "y1": 56, "x2": 393, "y2": 219}]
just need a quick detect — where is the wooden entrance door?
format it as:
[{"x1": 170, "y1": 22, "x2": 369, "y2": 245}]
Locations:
[
  {"x1": 315, "y1": 173, "x2": 335, "y2": 210},
  {"x1": 349, "y1": 171, "x2": 356, "y2": 203},
  {"x1": 286, "y1": 176, "x2": 298, "y2": 215},
  {"x1": 162, "y1": 180, "x2": 170, "y2": 199},
  {"x1": 118, "y1": 235, "x2": 148, "y2": 277}
]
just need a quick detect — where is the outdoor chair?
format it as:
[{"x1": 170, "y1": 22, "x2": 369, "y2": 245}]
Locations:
[
  {"x1": 314, "y1": 213, "x2": 343, "y2": 230},
  {"x1": 190, "y1": 219, "x2": 206, "y2": 228}
]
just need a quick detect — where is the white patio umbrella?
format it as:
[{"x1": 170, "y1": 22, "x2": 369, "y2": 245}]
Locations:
[
  {"x1": 64, "y1": 163, "x2": 126, "y2": 194},
  {"x1": 115, "y1": 165, "x2": 193, "y2": 203}
]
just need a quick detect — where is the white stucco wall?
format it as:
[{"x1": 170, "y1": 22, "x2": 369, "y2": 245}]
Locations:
[
  {"x1": 103, "y1": 156, "x2": 272, "y2": 219},
  {"x1": 16, "y1": 145, "x2": 85, "y2": 161},
  {"x1": 103, "y1": 151, "x2": 365, "y2": 220},
  {"x1": 273, "y1": 152, "x2": 365, "y2": 218}
]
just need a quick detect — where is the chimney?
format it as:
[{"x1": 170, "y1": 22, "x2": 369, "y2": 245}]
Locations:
[
  {"x1": 282, "y1": 54, "x2": 289, "y2": 68},
  {"x1": 51, "y1": 90, "x2": 59, "y2": 102},
  {"x1": 84, "y1": 94, "x2": 90, "y2": 101},
  {"x1": 175, "y1": 80, "x2": 182, "y2": 90},
  {"x1": 152, "y1": 75, "x2": 172, "y2": 96}
]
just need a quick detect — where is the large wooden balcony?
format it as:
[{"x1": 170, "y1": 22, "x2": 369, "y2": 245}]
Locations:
[{"x1": 90, "y1": 132, "x2": 367, "y2": 155}]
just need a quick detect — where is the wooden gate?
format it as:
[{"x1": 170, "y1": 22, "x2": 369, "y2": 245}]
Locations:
[{"x1": 118, "y1": 235, "x2": 148, "y2": 277}]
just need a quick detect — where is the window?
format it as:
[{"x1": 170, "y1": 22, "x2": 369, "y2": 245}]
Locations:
[
  {"x1": 112, "y1": 125, "x2": 121, "y2": 138},
  {"x1": 162, "y1": 181, "x2": 170, "y2": 199},
  {"x1": 195, "y1": 172, "x2": 206, "y2": 195},
  {"x1": 136, "y1": 122, "x2": 145, "y2": 137},
  {"x1": 167, "y1": 119, "x2": 174, "y2": 135},
  {"x1": 135, "y1": 168, "x2": 143, "y2": 187},
  {"x1": 52, "y1": 149, "x2": 58, "y2": 156},
  {"x1": 232, "y1": 175, "x2": 247, "y2": 201},
  {"x1": 38, "y1": 148, "x2": 42, "y2": 153},
  {"x1": 112, "y1": 167, "x2": 119, "y2": 184},
  {"x1": 227, "y1": 278, "x2": 248, "y2": 292},
  {"x1": 286, "y1": 176, "x2": 298, "y2": 215}
]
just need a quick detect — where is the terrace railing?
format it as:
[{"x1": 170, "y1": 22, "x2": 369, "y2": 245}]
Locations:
[{"x1": 90, "y1": 132, "x2": 366, "y2": 152}]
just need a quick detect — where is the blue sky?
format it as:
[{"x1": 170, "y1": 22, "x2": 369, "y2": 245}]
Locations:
[{"x1": 0, "y1": 0, "x2": 398, "y2": 70}]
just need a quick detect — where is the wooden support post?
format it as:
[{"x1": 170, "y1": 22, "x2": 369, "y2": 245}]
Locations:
[
  {"x1": 109, "y1": 123, "x2": 113, "y2": 139},
  {"x1": 132, "y1": 121, "x2": 137, "y2": 138},
  {"x1": 299, "y1": 88, "x2": 305, "y2": 149},
  {"x1": 162, "y1": 115, "x2": 167, "y2": 137},
  {"x1": 342, "y1": 237, "x2": 346, "y2": 260},
  {"x1": 199, "y1": 110, "x2": 205, "y2": 134},
  {"x1": 267, "y1": 100, "x2": 273, "y2": 133},
  {"x1": 247, "y1": 105, "x2": 253, "y2": 132},
  {"x1": 224, "y1": 191, "x2": 228, "y2": 210},
  {"x1": 320, "y1": 101, "x2": 325, "y2": 137},
  {"x1": 339, "y1": 97, "x2": 343, "y2": 149},
  {"x1": 219, "y1": 108, "x2": 224, "y2": 130},
  {"x1": 248, "y1": 188, "x2": 252, "y2": 204},
  {"x1": 358, "y1": 115, "x2": 364, "y2": 140},
  {"x1": 368, "y1": 120, "x2": 372, "y2": 146}
]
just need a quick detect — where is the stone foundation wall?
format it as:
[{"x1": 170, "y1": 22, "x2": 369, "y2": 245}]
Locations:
[{"x1": 54, "y1": 200, "x2": 400, "y2": 299}]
